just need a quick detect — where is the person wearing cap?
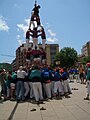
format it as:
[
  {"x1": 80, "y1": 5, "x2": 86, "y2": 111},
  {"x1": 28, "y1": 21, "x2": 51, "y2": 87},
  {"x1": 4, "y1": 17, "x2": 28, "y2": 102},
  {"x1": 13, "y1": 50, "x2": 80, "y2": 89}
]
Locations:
[{"x1": 84, "y1": 62, "x2": 90, "y2": 100}]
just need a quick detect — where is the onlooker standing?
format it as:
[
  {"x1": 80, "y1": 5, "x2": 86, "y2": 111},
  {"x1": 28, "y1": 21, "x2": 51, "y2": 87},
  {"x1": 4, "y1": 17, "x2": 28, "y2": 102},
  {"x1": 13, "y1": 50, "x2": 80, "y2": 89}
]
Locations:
[
  {"x1": 0, "y1": 69, "x2": 7, "y2": 101},
  {"x1": 0, "y1": 70, "x2": 4, "y2": 100},
  {"x1": 84, "y1": 63, "x2": 90, "y2": 100},
  {"x1": 74, "y1": 67, "x2": 80, "y2": 83},
  {"x1": 68, "y1": 68, "x2": 74, "y2": 82},
  {"x1": 79, "y1": 64, "x2": 85, "y2": 84}
]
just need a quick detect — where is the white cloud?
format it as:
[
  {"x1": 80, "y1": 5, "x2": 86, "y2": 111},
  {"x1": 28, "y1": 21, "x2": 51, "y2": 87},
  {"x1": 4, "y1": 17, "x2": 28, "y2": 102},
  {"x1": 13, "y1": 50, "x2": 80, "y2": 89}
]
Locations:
[
  {"x1": 24, "y1": 19, "x2": 30, "y2": 26},
  {"x1": 48, "y1": 29, "x2": 56, "y2": 37},
  {"x1": 17, "y1": 24, "x2": 28, "y2": 33},
  {"x1": 17, "y1": 18, "x2": 30, "y2": 46},
  {"x1": 17, "y1": 28, "x2": 20, "y2": 31},
  {"x1": 0, "y1": 16, "x2": 9, "y2": 32},
  {"x1": 16, "y1": 35, "x2": 20, "y2": 39},
  {"x1": 47, "y1": 37, "x2": 58, "y2": 42},
  {"x1": 45, "y1": 22, "x2": 50, "y2": 28},
  {"x1": 45, "y1": 23, "x2": 59, "y2": 43},
  {"x1": 17, "y1": 24, "x2": 28, "y2": 37},
  {"x1": 18, "y1": 39, "x2": 22, "y2": 46},
  {"x1": 17, "y1": 20, "x2": 59, "y2": 44},
  {"x1": 16, "y1": 35, "x2": 22, "y2": 45},
  {"x1": 17, "y1": 18, "x2": 31, "y2": 37}
]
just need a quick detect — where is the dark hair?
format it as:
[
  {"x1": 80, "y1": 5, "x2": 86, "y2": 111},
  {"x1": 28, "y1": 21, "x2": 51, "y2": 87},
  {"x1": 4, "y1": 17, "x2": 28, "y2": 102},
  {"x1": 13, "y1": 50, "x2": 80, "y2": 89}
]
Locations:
[
  {"x1": 34, "y1": 65, "x2": 39, "y2": 70},
  {"x1": 38, "y1": 5, "x2": 40, "y2": 8},
  {"x1": 56, "y1": 69, "x2": 59, "y2": 73}
]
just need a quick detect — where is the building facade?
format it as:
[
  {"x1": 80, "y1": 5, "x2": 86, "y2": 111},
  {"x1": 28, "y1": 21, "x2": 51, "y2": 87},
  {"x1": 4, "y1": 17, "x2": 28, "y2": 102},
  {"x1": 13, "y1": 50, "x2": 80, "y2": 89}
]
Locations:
[
  {"x1": 16, "y1": 44, "x2": 27, "y2": 69},
  {"x1": 46, "y1": 44, "x2": 59, "y2": 65},
  {"x1": 11, "y1": 58, "x2": 16, "y2": 71},
  {"x1": 78, "y1": 41, "x2": 90, "y2": 64},
  {"x1": 81, "y1": 41, "x2": 90, "y2": 57}
]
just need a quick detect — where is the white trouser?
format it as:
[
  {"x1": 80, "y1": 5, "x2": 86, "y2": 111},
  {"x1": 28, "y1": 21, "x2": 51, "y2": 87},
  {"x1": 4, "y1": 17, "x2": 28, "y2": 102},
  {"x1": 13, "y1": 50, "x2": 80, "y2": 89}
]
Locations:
[
  {"x1": 54, "y1": 81, "x2": 62, "y2": 93},
  {"x1": 75, "y1": 74, "x2": 80, "y2": 83},
  {"x1": 24, "y1": 82, "x2": 30, "y2": 97},
  {"x1": 51, "y1": 81, "x2": 55, "y2": 96},
  {"x1": 32, "y1": 82, "x2": 43, "y2": 101},
  {"x1": 69, "y1": 74, "x2": 74, "y2": 81},
  {"x1": 60, "y1": 81, "x2": 64, "y2": 95},
  {"x1": 33, "y1": 38, "x2": 38, "y2": 49},
  {"x1": 63, "y1": 80, "x2": 70, "y2": 93},
  {"x1": 42, "y1": 39, "x2": 46, "y2": 49},
  {"x1": 43, "y1": 82, "x2": 52, "y2": 98},
  {"x1": 29, "y1": 82, "x2": 34, "y2": 98}
]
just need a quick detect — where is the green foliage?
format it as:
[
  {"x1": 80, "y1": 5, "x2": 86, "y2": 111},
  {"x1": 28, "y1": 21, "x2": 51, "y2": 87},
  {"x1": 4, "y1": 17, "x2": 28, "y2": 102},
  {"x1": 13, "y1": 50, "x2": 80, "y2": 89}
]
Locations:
[
  {"x1": 0, "y1": 63, "x2": 12, "y2": 71},
  {"x1": 81, "y1": 56, "x2": 90, "y2": 65},
  {"x1": 55, "y1": 47, "x2": 78, "y2": 68}
]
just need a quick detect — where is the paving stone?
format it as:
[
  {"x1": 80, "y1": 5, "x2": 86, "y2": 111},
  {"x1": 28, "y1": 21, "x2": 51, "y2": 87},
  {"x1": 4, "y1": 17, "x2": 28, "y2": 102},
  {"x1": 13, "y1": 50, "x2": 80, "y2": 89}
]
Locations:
[{"x1": 1, "y1": 81, "x2": 90, "y2": 120}]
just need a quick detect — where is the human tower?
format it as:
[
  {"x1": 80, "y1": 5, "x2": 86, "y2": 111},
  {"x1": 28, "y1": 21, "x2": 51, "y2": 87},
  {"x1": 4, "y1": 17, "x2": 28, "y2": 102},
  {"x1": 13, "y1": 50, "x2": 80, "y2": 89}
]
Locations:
[{"x1": 25, "y1": 1, "x2": 47, "y2": 66}]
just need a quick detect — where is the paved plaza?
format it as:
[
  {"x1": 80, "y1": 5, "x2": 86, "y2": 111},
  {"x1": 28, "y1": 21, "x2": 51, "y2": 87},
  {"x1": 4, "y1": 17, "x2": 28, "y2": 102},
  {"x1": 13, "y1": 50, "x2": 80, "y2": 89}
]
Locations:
[{"x1": 0, "y1": 81, "x2": 90, "y2": 120}]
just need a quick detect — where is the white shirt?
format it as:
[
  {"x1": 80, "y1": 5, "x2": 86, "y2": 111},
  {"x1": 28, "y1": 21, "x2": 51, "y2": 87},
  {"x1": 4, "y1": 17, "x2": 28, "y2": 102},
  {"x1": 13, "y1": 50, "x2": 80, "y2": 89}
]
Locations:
[{"x1": 17, "y1": 70, "x2": 27, "y2": 79}]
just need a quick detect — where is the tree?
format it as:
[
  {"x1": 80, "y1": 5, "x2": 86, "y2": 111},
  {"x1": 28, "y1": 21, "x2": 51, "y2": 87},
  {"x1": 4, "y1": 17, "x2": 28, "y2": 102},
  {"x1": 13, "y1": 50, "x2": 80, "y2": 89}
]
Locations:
[
  {"x1": 81, "y1": 56, "x2": 90, "y2": 65},
  {"x1": 55, "y1": 47, "x2": 78, "y2": 68}
]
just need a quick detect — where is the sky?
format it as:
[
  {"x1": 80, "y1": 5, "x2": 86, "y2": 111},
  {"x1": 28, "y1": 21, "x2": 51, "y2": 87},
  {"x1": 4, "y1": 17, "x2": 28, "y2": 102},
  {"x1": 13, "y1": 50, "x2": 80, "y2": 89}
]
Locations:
[{"x1": 0, "y1": 0, "x2": 90, "y2": 63}]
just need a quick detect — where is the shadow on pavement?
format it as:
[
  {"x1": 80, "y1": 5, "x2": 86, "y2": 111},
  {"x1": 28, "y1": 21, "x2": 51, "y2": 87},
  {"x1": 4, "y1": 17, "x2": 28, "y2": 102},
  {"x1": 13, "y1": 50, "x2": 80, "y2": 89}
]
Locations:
[{"x1": 7, "y1": 102, "x2": 18, "y2": 120}]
